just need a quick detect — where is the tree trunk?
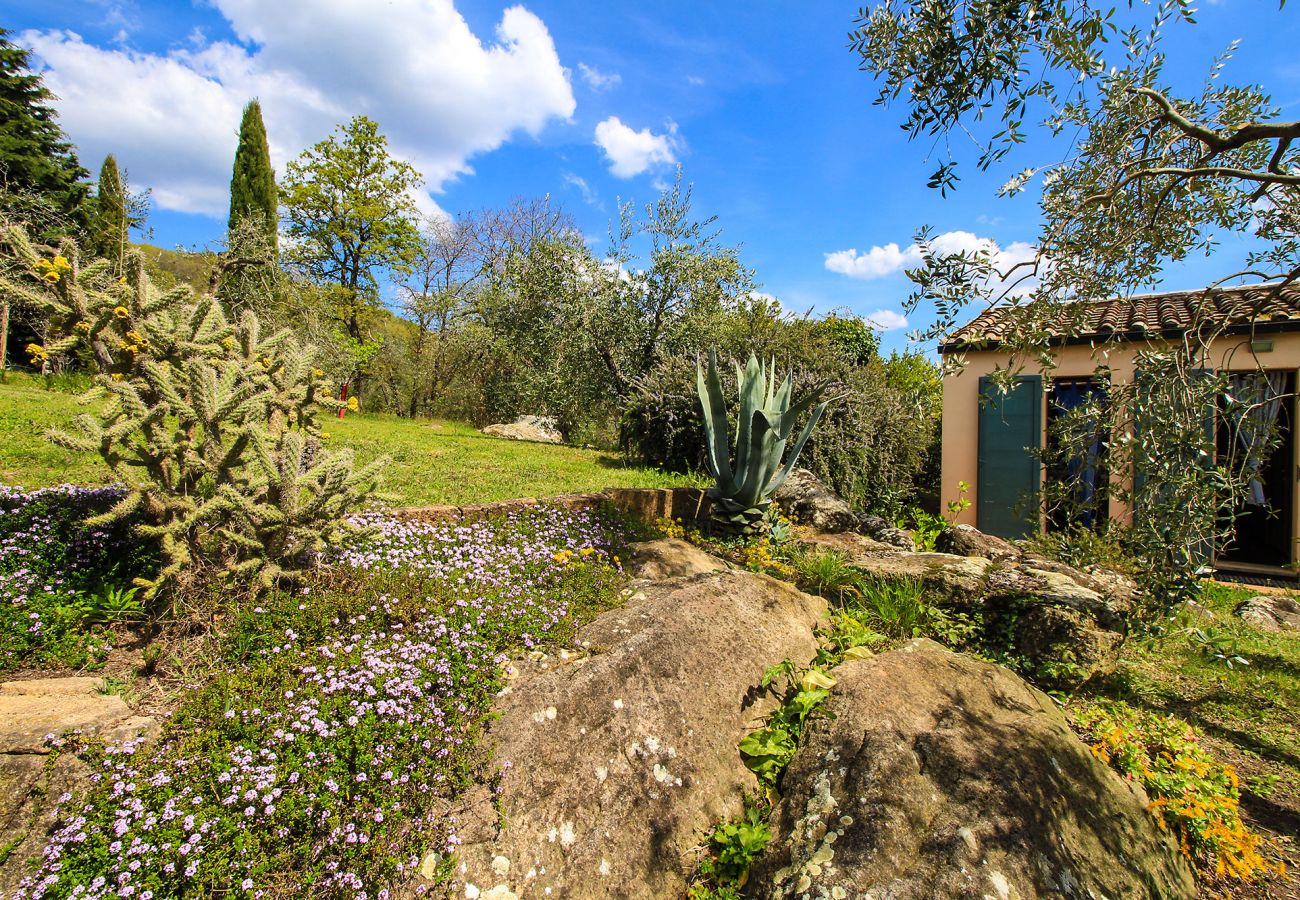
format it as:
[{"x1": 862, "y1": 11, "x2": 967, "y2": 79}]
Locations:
[{"x1": 0, "y1": 300, "x2": 8, "y2": 372}]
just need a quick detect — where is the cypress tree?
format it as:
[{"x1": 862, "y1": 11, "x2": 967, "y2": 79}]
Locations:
[
  {"x1": 227, "y1": 99, "x2": 277, "y2": 253},
  {"x1": 90, "y1": 154, "x2": 127, "y2": 268},
  {"x1": 0, "y1": 28, "x2": 89, "y2": 234}
]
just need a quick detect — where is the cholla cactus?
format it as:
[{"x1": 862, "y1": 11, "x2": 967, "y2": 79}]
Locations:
[{"x1": 0, "y1": 228, "x2": 385, "y2": 597}]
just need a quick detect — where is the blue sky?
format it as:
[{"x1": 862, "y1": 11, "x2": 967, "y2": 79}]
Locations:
[{"x1": 6, "y1": 0, "x2": 1299, "y2": 353}]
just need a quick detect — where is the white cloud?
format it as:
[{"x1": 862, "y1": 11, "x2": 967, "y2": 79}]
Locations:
[
  {"x1": 594, "y1": 116, "x2": 679, "y2": 178},
  {"x1": 562, "y1": 171, "x2": 601, "y2": 208},
  {"x1": 824, "y1": 243, "x2": 911, "y2": 279},
  {"x1": 825, "y1": 230, "x2": 1040, "y2": 296},
  {"x1": 24, "y1": 0, "x2": 576, "y2": 217},
  {"x1": 865, "y1": 309, "x2": 908, "y2": 330},
  {"x1": 577, "y1": 62, "x2": 620, "y2": 91}
]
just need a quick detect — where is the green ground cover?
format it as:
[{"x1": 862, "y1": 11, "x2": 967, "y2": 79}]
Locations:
[{"x1": 0, "y1": 373, "x2": 698, "y2": 504}]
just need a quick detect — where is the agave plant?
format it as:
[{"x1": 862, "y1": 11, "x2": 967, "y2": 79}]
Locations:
[{"x1": 697, "y1": 349, "x2": 832, "y2": 535}]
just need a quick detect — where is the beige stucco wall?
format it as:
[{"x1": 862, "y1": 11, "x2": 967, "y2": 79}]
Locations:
[{"x1": 940, "y1": 330, "x2": 1300, "y2": 563}]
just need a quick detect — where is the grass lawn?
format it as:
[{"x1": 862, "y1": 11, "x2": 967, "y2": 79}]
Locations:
[
  {"x1": 1076, "y1": 580, "x2": 1300, "y2": 898},
  {"x1": 0, "y1": 372, "x2": 699, "y2": 505}
]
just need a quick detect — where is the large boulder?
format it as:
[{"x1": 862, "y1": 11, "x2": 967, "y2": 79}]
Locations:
[
  {"x1": 751, "y1": 640, "x2": 1196, "y2": 900},
  {"x1": 773, "y1": 469, "x2": 860, "y2": 533},
  {"x1": 482, "y1": 415, "x2": 563, "y2": 444},
  {"x1": 0, "y1": 678, "x2": 158, "y2": 897},
  {"x1": 856, "y1": 514, "x2": 916, "y2": 552},
  {"x1": 627, "y1": 538, "x2": 727, "y2": 580},
  {"x1": 433, "y1": 569, "x2": 828, "y2": 900},
  {"x1": 935, "y1": 524, "x2": 1021, "y2": 562},
  {"x1": 1235, "y1": 594, "x2": 1300, "y2": 632},
  {"x1": 850, "y1": 552, "x2": 993, "y2": 604}
]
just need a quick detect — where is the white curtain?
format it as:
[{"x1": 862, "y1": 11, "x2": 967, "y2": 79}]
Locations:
[{"x1": 1226, "y1": 372, "x2": 1286, "y2": 506}]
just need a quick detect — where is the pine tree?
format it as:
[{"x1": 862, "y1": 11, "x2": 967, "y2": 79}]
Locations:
[
  {"x1": 89, "y1": 154, "x2": 126, "y2": 268},
  {"x1": 0, "y1": 29, "x2": 88, "y2": 234},
  {"x1": 227, "y1": 99, "x2": 277, "y2": 254}
]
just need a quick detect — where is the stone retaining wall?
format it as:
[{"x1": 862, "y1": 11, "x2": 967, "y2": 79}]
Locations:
[{"x1": 391, "y1": 487, "x2": 710, "y2": 527}]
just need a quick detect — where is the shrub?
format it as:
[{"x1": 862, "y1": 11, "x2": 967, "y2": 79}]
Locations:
[
  {"x1": 623, "y1": 340, "x2": 939, "y2": 515},
  {"x1": 1074, "y1": 701, "x2": 1279, "y2": 882},
  {"x1": 0, "y1": 485, "x2": 158, "y2": 671},
  {"x1": 0, "y1": 230, "x2": 384, "y2": 598}
]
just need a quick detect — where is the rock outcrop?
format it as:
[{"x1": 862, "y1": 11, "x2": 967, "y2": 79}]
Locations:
[
  {"x1": 856, "y1": 514, "x2": 917, "y2": 552},
  {"x1": 0, "y1": 678, "x2": 158, "y2": 897},
  {"x1": 433, "y1": 563, "x2": 828, "y2": 899},
  {"x1": 1235, "y1": 594, "x2": 1300, "y2": 632},
  {"x1": 627, "y1": 538, "x2": 727, "y2": 580},
  {"x1": 936, "y1": 523, "x2": 1021, "y2": 561},
  {"x1": 774, "y1": 469, "x2": 860, "y2": 533},
  {"x1": 481, "y1": 415, "x2": 563, "y2": 444},
  {"x1": 751, "y1": 640, "x2": 1197, "y2": 900}
]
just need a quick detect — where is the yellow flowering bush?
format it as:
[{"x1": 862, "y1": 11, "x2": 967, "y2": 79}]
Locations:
[
  {"x1": 739, "y1": 537, "x2": 794, "y2": 578},
  {"x1": 1074, "y1": 701, "x2": 1280, "y2": 882}
]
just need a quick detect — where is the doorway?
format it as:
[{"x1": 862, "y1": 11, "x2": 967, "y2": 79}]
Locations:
[
  {"x1": 1217, "y1": 370, "x2": 1295, "y2": 569},
  {"x1": 1045, "y1": 378, "x2": 1109, "y2": 533}
]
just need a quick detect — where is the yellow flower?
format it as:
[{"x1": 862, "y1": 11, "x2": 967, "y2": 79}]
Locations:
[
  {"x1": 52, "y1": 255, "x2": 71, "y2": 272},
  {"x1": 25, "y1": 343, "x2": 48, "y2": 363},
  {"x1": 113, "y1": 306, "x2": 130, "y2": 319},
  {"x1": 346, "y1": 396, "x2": 360, "y2": 412},
  {"x1": 73, "y1": 321, "x2": 91, "y2": 333},
  {"x1": 42, "y1": 270, "x2": 60, "y2": 283},
  {"x1": 320, "y1": 430, "x2": 331, "y2": 439},
  {"x1": 110, "y1": 373, "x2": 124, "y2": 381},
  {"x1": 312, "y1": 368, "x2": 325, "y2": 378}
]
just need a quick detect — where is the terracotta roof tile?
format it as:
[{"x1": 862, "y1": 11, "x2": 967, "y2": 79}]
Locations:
[{"x1": 941, "y1": 284, "x2": 1300, "y2": 351}]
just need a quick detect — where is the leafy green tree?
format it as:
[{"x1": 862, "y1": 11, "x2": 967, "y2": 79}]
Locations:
[
  {"x1": 227, "y1": 99, "x2": 278, "y2": 252},
  {"x1": 851, "y1": 0, "x2": 1298, "y2": 349},
  {"x1": 0, "y1": 29, "x2": 88, "y2": 234},
  {"x1": 281, "y1": 115, "x2": 422, "y2": 406}
]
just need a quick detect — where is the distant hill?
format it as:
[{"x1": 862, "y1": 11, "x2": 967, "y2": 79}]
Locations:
[{"x1": 133, "y1": 242, "x2": 218, "y2": 293}]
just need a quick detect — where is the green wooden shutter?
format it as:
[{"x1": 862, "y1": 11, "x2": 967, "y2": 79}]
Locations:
[{"x1": 977, "y1": 375, "x2": 1043, "y2": 539}]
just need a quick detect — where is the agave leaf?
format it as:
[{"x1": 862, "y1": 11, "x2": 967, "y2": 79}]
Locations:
[
  {"x1": 696, "y1": 350, "x2": 734, "y2": 488},
  {"x1": 766, "y1": 400, "x2": 830, "y2": 498},
  {"x1": 735, "y1": 354, "x2": 765, "y2": 479}
]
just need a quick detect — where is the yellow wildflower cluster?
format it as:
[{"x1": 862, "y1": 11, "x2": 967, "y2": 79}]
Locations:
[
  {"x1": 1076, "y1": 701, "x2": 1282, "y2": 882},
  {"x1": 552, "y1": 547, "x2": 597, "y2": 566},
  {"x1": 739, "y1": 537, "x2": 793, "y2": 578},
  {"x1": 654, "y1": 517, "x2": 704, "y2": 545},
  {"x1": 73, "y1": 321, "x2": 91, "y2": 334},
  {"x1": 25, "y1": 343, "x2": 48, "y2": 364},
  {"x1": 34, "y1": 255, "x2": 71, "y2": 283},
  {"x1": 346, "y1": 396, "x2": 360, "y2": 412}
]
